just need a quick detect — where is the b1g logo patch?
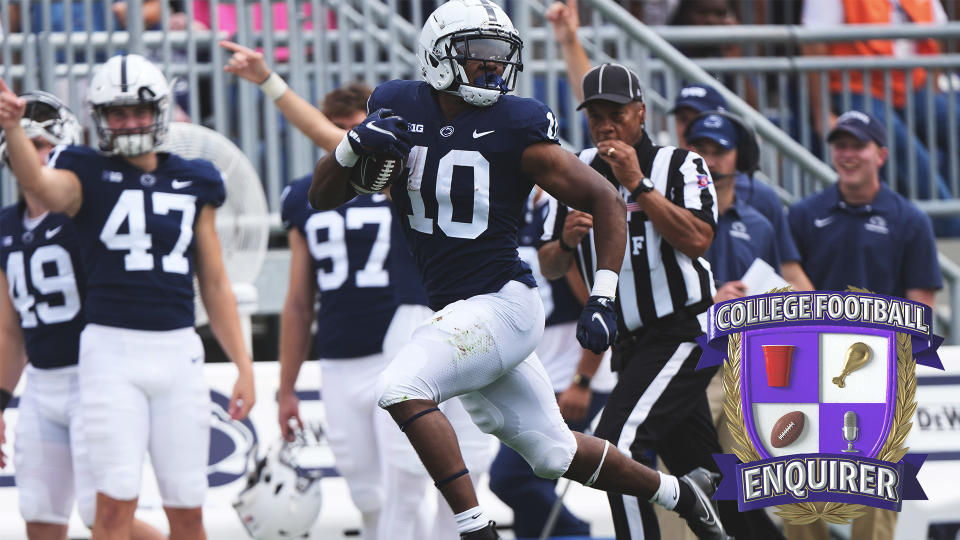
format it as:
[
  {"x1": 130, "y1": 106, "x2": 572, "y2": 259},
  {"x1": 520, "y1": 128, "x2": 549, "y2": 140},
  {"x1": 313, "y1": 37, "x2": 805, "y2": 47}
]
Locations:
[{"x1": 697, "y1": 290, "x2": 944, "y2": 524}]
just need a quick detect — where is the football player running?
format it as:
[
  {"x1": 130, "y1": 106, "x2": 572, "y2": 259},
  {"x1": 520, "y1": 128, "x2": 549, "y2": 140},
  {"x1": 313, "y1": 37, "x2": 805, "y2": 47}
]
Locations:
[
  {"x1": 309, "y1": 1, "x2": 728, "y2": 539},
  {"x1": 0, "y1": 55, "x2": 255, "y2": 540},
  {"x1": 221, "y1": 44, "x2": 495, "y2": 539},
  {"x1": 0, "y1": 92, "x2": 165, "y2": 540}
]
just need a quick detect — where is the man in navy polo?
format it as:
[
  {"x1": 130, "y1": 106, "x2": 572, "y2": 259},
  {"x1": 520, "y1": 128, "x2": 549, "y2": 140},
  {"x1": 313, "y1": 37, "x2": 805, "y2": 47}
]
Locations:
[
  {"x1": 686, "y1": 113, "x2": 781, "y2": 300},
  {"x1": 671, "y1": 85, "x2": 813, "y2": 292},
  {"x1": 788, "y1": 111, "x2": 941, "y2": 307}
]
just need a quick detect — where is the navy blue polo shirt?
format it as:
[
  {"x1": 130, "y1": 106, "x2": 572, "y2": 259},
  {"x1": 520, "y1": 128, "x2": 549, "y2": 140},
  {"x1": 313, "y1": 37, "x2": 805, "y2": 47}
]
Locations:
[
  {"x1": 735, "y1": 172, "x2": 800, "y2": 263},
  {"x1": 788, "y1": 184, "x2": 942, "y2": 297},
  {"x1": 705, "y1": 199, "x2": 781, "y2": 285}
]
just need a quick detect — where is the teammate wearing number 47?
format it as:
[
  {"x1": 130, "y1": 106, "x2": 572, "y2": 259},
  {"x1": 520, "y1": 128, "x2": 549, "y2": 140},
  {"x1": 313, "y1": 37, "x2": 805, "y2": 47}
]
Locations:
[
  {"x1": 0, "y1": 55, "x2": 255, "y2": 540},
  {"x1": 309, "y1": 1, "x2": 728, "y2": 539}
]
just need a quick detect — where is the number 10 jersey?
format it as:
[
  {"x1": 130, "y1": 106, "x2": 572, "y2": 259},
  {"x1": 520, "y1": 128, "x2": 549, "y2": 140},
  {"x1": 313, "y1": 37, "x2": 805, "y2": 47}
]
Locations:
[
  {"x1": 374, "y1": 80, "x2": 558, "y2": 310},
  {"x1": 48, "y1": 145, "x2": 225, "y2": 330}
]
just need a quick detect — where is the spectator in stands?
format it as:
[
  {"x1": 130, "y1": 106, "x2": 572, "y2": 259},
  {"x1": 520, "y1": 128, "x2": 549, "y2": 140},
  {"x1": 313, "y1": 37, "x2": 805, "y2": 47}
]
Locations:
[
  {"x1": 671, "y1": 84, "x2": 815, "y2": 292},
  {"x1": 787, "y1": 109, "x2": 940, "y2": 540},
  {"x1": 801, "y1": 0, "x2": 960, "y2": 236},
  {"x1": 668, "y1": 0, "x2": 759, "y2": 106}
]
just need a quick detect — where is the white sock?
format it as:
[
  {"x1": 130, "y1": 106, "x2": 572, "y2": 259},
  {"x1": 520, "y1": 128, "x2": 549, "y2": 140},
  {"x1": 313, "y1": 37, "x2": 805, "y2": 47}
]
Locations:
[
  {"x1": 649, "y1": 471, "x2": 681, "y2": 510},
  {"x1": 454, "y1": 506, "x2": 487, "y2": 534}
]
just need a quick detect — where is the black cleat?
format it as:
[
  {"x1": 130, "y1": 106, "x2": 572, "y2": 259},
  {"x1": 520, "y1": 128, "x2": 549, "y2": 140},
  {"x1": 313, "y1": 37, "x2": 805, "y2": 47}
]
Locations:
[
  {"x1": 678, "y1": 467, "x2": 733, "y2": 540},
  {"x1": 460, "y1": 521, "x2": 500, "y2": 539}
]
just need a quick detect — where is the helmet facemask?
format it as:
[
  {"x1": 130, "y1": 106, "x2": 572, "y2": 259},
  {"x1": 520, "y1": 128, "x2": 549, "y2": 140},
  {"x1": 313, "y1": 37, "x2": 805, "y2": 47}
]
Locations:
[
  {"x1": 91, "y1": 88, "x2": 169, "y2": 157},
  {"x1": 441, "y1": 30, "x2": 523, "y2": 107}
]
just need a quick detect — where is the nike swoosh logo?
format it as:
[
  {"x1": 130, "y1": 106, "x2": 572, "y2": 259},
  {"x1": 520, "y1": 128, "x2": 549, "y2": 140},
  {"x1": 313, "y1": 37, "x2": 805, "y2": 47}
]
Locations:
[
  {"x1": 813, "y1": 217, "x2": 834, "y2": 228},
  {"x1": 470, "y1": 513, "x2": 481, "y2": 520},
  {"x1": 45, "y1": 226, "x2": 62, "y2": 239},
  {"x1": 592, "y1": 313, "x2": 610, "y2": 341},
  {"x1": 473, "y1": 129, "x2": 495, "y2": 138},
  {"x1": 692, "y1": 485, "x2": 716, "y2": 526},
  {"x1": 172, "y1": 180, "x2": 193, "y2": 190}
]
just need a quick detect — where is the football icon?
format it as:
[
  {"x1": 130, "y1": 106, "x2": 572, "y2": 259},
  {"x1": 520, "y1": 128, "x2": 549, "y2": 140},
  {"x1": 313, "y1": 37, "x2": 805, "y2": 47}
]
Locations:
[{"x1": 770, "y1": 410, "x2": 805, "y2": 448}]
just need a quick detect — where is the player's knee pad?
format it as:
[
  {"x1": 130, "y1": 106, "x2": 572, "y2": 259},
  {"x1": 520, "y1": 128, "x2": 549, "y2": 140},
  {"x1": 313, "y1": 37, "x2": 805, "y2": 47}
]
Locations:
[{"x1": 507, "y1": 429, "x2": 577, "y2": 480}]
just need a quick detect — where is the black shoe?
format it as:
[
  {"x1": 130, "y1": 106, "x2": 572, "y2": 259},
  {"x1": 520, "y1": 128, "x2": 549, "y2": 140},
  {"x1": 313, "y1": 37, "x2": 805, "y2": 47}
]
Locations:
[
  {"x1": 460, "y1": 521, "x2": 500, "y2": 539},
  {"x1": 678, "y1": 467, "x2": 732, "y2": 540}
]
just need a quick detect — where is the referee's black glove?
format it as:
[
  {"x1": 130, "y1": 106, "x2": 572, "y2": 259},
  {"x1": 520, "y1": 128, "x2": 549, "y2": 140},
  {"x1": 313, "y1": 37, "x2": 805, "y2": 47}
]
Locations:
[{"x1": 576, "y1": 296, "x2": 618, "y2": 353}]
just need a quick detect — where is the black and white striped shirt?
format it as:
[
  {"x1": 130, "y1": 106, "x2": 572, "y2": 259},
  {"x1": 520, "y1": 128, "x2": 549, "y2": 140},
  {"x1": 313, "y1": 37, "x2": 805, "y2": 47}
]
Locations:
[{"x1": 543, "y1": 133, "x2": 718, "y2": 334}]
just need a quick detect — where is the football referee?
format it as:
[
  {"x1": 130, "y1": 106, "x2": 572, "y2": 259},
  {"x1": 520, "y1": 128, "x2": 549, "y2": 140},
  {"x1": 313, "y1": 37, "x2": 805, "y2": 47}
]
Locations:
[{"x1": 539, "y1": 64, "x2": 782, "y2": 540}]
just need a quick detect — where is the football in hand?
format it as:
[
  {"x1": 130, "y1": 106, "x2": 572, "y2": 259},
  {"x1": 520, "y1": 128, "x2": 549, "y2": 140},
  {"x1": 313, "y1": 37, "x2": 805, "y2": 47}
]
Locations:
[
  {"x1": 770, "y1": 410, "x2": 805, "y2": 448},
  {"x1": 350, "y1": 154, "x2": 405, "y2": 194}
]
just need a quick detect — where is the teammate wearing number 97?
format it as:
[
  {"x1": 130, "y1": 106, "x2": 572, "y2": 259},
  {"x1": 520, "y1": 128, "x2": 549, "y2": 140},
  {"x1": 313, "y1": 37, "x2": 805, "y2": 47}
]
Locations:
[
  {"x1": 0, "y1": 54, "x2": 255, "y2": 540},
  {"x1": 309, "y1": 1, "x2": 724, "y2": 539}
]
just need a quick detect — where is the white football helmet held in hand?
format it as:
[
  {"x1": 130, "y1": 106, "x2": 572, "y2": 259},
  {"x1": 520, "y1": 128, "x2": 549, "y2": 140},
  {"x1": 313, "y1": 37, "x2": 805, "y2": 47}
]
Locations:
[
  {"x1": 0, "y1": 90, "x2": 82, "y2": 166},
  {"x1": 233, "y1": 425, "x2": 325, "y2": 540},
  {"x1": 87, "y1": 54, "x2": 171, "y2": 156},
  {"x1": 418, "y1": 0, "x2": 523, "y2": 107}
]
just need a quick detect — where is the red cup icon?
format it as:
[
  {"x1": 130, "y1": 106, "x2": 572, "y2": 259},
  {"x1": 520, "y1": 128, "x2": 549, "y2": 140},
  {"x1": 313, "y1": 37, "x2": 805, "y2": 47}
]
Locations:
[{"x1": 762, "y1": 345, "x2": 795, "y2": 387}]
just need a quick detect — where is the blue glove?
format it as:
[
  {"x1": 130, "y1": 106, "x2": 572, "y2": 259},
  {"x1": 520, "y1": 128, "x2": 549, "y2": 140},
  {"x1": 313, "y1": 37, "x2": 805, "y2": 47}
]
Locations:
[
  {"x1": 347, "y1": 108, "x2": 412, "y2": 160},
  {"x1": 576, "y1": 296, "x2": 618, "y2": 354}
]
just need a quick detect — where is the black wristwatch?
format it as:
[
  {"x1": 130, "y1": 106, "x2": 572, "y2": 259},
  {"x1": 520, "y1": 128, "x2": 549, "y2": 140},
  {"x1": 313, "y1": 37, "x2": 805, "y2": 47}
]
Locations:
[
  {"x1": 572, "y1": 373, "x2": 591, "y2": 389},
  {"x1": 631, "y1": 177, "x2": 655, "y2": 198}
]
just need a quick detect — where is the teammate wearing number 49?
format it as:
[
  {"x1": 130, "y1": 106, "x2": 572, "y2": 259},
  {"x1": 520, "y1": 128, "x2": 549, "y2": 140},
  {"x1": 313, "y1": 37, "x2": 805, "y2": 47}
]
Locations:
[
  {"x1": 0, "y1": 55, "x2": 255, "y2": 540},
  {"x1": 309, "y1": 1, "x2": 728, "y2": 538}
]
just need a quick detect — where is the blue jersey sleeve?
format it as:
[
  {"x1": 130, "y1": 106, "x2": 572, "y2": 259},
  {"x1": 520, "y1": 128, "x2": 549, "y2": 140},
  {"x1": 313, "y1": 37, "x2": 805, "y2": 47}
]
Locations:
[
  {"x1": 185, "y1": 157, "x2": 226, "y2": 208},
  {"x1": 281, "y1": 176, "x2": 313, "y2": 232},
  {"x1": 503, "y1": 97, "x2": 560, "y2": 153},
  {"x1": 47, "y1": 144, "x2": 98, "y2": 179}
]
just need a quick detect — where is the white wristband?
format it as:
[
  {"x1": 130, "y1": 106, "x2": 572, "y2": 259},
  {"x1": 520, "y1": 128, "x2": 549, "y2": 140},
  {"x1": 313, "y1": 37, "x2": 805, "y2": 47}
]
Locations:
[
  {"x1": 334, "y1": 134, "x2": 360, "y2": 168},
  {"x1": 259, "y1": 72, "x2": 289, "y2": 101},
  {"x1": 591, "y1": 269, "x2": 619, "y2": 298}
]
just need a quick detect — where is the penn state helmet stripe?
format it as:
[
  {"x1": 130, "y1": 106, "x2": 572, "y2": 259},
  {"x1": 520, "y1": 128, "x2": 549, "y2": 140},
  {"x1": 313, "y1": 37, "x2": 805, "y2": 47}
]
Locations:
[
  {"x1": 120, "y1": 55, "x2": 128, "y2": 92},
  {"x1": 478, "y1": 0, "x2": 498, "y2": 23}
]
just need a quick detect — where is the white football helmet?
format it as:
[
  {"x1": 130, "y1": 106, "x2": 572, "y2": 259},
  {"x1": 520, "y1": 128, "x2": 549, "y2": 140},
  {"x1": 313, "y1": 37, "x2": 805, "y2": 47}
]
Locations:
[
  {"x1": 419, "y1": 0, "x2": 523, "y2": 107},
  {"x1": 233, "y1": 426, "x2": 325, "y2": 540},
  {"x1": 0, "y1": 90, "x2": 82, "y2": 166},
  {"x1": 87, "y1": 54, "x2": 171, "y2": 156}
]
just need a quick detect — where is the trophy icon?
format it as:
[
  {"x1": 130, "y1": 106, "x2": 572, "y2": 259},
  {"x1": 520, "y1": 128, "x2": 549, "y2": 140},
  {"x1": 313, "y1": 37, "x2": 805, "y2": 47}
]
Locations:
[{"x1": 832, "y1": 342, "x2": 870, "y2": 388}]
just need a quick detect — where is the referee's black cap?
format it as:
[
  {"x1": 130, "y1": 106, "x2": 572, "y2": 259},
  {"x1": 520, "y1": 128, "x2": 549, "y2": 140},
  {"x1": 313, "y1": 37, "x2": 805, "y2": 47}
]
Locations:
[{"x1": 577, "y1": 63, "x2": 644, "y2": 110}]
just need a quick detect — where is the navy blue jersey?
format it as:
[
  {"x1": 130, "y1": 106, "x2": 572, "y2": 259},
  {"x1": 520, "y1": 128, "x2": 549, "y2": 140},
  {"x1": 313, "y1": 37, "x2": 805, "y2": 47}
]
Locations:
[
  {"x1": 789, "y1": 184, "x2": 942, "y2": 297},
  {"x1": 374, "y1": 80, "x2": 558, "y2": 310},
  {"x1": 735, "y1": 173, "x2": 800, "y2": 263},
  {"x1": 282, "y1": 176, "x2": 428, "y2": 359},
  {"x1": 517, "y1": 191, "x2": 580, "y2": 326},
  {"x1": 705, "y1": 200, "x2": 780, "y2": 285},
  {"x1": 0, "y1": 204, "x2": 85, "y2": 369},
  {"x1": 47, "y1": 145, "x2": 225, "y2": 330}
]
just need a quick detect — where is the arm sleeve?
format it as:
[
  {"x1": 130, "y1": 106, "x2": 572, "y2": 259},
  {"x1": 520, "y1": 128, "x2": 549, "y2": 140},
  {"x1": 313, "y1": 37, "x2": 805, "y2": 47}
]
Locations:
[
  {"x1": 903, "y1": 212, "x2": 943, "y2": 290},
  {"x1": 511, "y1": 99, "x2": 561, "y2": 154},
  {"x1": 199, "y1": 161, "x2": 226, "y2": 208},
  {"x1": 678, "y1": 150, "x2": 718, "y2": 229}
]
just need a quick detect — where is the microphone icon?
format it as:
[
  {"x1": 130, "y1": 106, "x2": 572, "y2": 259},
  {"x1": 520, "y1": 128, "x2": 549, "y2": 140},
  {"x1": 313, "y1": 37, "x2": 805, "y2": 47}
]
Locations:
[{"x1": 842, "y1": 411, "x2": 860, "y2": 453}]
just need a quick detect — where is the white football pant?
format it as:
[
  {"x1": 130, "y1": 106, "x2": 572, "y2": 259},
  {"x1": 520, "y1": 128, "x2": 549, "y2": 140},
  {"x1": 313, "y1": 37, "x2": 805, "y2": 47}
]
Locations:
[
  {"x1": 14, "y1": 364, "x2": 96, "y2": 527},
  {"x1": 321, "y1": 304, "x2": 495, "y2": 540},
  {"x1": 78, "y1": 324, "x2": 210, "y2": 507}
]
